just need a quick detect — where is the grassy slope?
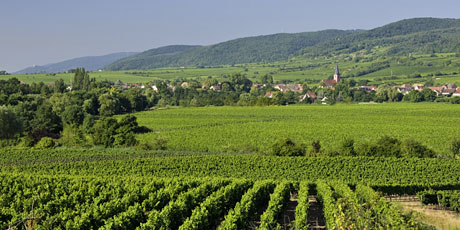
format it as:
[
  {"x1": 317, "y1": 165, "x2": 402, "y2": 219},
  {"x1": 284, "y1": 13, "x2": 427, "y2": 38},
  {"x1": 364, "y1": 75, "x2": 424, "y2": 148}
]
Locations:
[
  {"x1": 133, "y1": 103, "x2": 460, "y2": 155},
  {"x1": 3, "y1": 52, "x2": 460, "y2": 85}
]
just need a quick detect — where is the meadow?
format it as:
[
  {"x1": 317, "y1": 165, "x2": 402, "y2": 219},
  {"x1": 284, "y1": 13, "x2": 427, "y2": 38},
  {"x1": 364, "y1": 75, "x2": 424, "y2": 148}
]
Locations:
[
  {"x1": 135, "y1": 103, "x2": 460, "y2": 155},
  {"x1": 3, "y1": 52, "x2": 460, "y2": 86}
]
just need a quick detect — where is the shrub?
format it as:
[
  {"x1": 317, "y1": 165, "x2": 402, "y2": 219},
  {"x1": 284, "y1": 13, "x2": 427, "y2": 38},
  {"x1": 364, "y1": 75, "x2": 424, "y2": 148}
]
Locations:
[
  {"x1": 340, "y1": 138, "x2": 356, "y2": 156},
  {"x1": 451, "y1": 138, "x2": 460, "y2": 157},
  {"x1": 308, "y1": 140, "x2": 321, "y2": 156},
  {"x1": 400, "y1": 139, "x2": 436, "y2": 158},
  {"x1": 269, "y1": 138, "x2": 305, "y2": 157},
  {"x1": 35, "y1": 137, "x2": 56, "y2": 149},
  {"x1": 152, "y1": 137, "x2": 168, "y2": 150},
  {"x1": 18, "y1": 136, "x2": 35, "y2": 148}
]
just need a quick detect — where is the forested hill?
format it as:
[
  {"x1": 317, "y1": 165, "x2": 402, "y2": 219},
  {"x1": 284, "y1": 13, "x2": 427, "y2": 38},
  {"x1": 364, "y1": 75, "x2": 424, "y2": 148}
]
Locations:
[
  {"x1": 105, "y1": 30, "x2": 356, "y2": 70},
  {"x1": 106, "y1": 17, "x2": 460, "y2": 71},
  {"x1": 15, "y1": 52, "x2": 138, "y2": 74},
  {"x1": 105, "y1": 45, "x2": 202, "y2": 71},
  {"x1": 301, "y1": 17, "x2": 460, "y2": 57}
]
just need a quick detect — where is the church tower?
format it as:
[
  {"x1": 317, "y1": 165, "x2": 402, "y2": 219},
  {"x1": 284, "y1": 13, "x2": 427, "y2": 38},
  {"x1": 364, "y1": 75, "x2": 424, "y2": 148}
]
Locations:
[{"x1": 334, "y1": 63, "x2": 340, "y2": 83}]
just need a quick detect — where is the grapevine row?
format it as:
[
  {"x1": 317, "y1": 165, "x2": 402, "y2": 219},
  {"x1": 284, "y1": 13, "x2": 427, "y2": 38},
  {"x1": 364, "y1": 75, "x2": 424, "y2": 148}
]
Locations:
[
  {"x1": 218, "y1": 180, "x2": 275, "y2": 230},
  {"x1": 179, "y1": 180, "x2": 252, "y2": 230},
  {"x1": 259, "y1": 181, "x2": 292, "y2": 230},
  {"x1": 418, "y1": 189, "x2": 460, "y2": 213}
]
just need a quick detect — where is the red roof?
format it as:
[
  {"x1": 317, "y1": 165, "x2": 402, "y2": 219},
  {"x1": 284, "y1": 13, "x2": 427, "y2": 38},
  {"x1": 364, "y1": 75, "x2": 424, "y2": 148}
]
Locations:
[{"x1": 322, "y1": 79, "x2": 337, "y2": 87}]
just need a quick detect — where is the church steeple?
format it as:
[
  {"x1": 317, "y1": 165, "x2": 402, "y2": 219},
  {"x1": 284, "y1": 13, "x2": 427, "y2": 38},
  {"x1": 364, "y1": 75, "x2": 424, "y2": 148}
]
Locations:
[{"x1": 334, "y1": 63, "x2": 340, "y2": 83}]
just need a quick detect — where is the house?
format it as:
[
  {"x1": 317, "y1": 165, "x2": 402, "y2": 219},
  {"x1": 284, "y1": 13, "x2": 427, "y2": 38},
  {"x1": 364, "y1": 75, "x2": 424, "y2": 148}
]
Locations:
[
  {"x1": 210, "y1": 84, "x2": 222, "y2": 91},
  {"x1": 443, "y1": 83, "x2": 457, "y2": 89},
  {"x1": 442, "y1": 88, "x2": 456, "y2": 96},
  {"x1": 321, "y1": 64, "x2": 341, "y2": 89},
  {"x1": 426, "y1": 87, "x2": 443, "y2": 96},
  {"x1": 180, "y1": 82, "x2": 189, "y2": 88},
  {"x1": 413, "y1": 84, "x2": 424, "y2": 91},
  {"x1": 274, "y1": 84, "x2": 303, "y2": 93},
  {"x1": 453, "y1": 88, "x2": 460, "y2": 97},
  {"x1": 397, "y1": 84, "x2": 413, "y2": 94},
  {"x1": 300, "y1": 92, "x2": 317, "y2": 101},
  {"x1": 357, "y1": 86, "x2": 377, "y2": 92},
  {"x1": 151, "y1": 85, "x2": 158, "y2": 92},
  {"x1": 265, "y1": 91, "x2": 275, "y2": 98}
]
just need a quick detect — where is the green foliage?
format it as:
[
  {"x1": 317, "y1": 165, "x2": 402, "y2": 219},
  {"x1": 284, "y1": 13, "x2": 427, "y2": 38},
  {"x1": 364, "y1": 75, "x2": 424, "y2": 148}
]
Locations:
[
  {"x1": 35, "y1": 137, "x2": 56, "y2": 149},
  {"x1": 30, "y1": 102, "x2": 63, "y2": 135},
  {"x1": 62, "y1": 105, "x2": 84, "y2": 127},
  {"x1": 107, "y1": 31, "x2": 353, "y2": 70},
  {"x1": 295, "y1": 182, "x2": 310, "y2": 230},
  {"x1": 0, "y1": 106, "x2": 22, "y2": 139},
  {"x1": 418, "y1": 190, "x2": 460, "y2": 213},
  {"x1": 450, "y1": 138, "x2": 460, "y2": 157},
  {"x1": 91, "y1": 115, "x2": 141, "y2": 148},
  {"x1": 400, "y1": 138, "x2": 436, "y2": 158},
  {"x1": 259, "y1": 182, "x2": 292, "y2": 230},
  {"x1": 218, "y1": 180, "x2": 275, "y2": 230},
  {"x1": 98, "y1": 93, "x2": 121, "y2": 116},
  {"x1": 339, "y1": 138, "x2": 356, "y2": 156},
  {"x1": 72, "y1": 68, "x2": 93, "y2": 91},
  {"x1": 179, "y1": 180, "x2": 251, "y2": 230},
  {"x1": 269, "y1": 138, "x2": 305, "y2": 156}
]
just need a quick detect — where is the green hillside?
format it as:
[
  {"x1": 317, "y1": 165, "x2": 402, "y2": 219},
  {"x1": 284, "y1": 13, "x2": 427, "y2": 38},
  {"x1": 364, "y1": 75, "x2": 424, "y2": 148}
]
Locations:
[
  {"x1": 106, "y1": 30, "x2": 356, "y2": 70},
  {"x1": 106, "y1": 18, "x2": 460, "y2": 71},
  {"x1": 302, "y1": 17, "x2": 460, "y2": 57}
]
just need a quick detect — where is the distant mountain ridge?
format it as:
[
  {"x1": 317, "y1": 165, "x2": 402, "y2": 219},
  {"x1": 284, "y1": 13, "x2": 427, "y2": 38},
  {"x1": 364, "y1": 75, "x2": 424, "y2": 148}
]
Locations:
[
  {"x1": 106, "y1": 17, "x2": 460, "y2": 71},
  {"x1": 15, "y1": 52, "x2": 138, "y2": 74}
]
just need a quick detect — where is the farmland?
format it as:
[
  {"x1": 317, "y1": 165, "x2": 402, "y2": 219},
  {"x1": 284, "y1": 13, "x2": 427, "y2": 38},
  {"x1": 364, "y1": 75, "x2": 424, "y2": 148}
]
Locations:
[
  {"x1": 134, "y1": 103, "x2": 460, "y2": 155},
  {"x1": 1, "y1": 148, "x2": 458, "y2": 229},
  {"x1": 3, "y1": 52, "x2": 460, "y2": 86}
]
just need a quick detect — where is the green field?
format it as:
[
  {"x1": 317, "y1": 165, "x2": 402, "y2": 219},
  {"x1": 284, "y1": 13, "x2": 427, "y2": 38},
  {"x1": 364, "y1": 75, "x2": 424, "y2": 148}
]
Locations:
[
  {"x1": 1, "y1": 148, "x2": 456, "y2": 229},
  {"x1": 3, "y1": 52, "x2": 460, "y2": 86},
  {"x1": 134, "y1": 103, "x2": 460, "y2": 155}
]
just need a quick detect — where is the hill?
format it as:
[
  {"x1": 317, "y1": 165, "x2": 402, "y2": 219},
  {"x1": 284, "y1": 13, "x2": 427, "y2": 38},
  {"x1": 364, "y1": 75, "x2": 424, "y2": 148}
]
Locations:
[
  {"x1": 105, "y1": 45, "x2": 201, "y2": 70},
  {"x1": 106, "y1": 18, "x2": 460, "y2": 71},
  {"x1": 301, "y1": 17, "x2": 460, "y2": 57},
  {"x1": 15, "y1": 52, "x2": 138, "y2": 74},
  {"x1": 106, "y1": 30, "x2": 356, "y2": 70}
]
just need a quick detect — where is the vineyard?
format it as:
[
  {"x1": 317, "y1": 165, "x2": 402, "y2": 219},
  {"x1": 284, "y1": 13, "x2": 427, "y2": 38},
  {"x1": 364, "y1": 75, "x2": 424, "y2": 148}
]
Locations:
[
  {"x1": 134, "y1": 103, "x2": 460, "y2": 155},
  {"x1": 3, "y1": 103, "x2": 460, "y2": 228},
  {"x1": 2, "y1": 144, "x2": 460, "y2": 229},
  {"x1": 0, "y1": 175, "x2": 436, "y2": 229}
]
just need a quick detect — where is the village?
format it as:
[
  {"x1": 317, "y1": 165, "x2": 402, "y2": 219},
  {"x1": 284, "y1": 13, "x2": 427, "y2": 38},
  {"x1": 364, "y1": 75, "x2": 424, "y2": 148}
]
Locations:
[{"x1": 107, "y1": 64, "x2": 460, "y2": 104}]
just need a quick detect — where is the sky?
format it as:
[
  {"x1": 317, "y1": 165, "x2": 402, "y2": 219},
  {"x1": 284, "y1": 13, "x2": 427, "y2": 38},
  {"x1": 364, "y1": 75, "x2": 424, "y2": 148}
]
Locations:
[{"x1": 1, "y1": 0, "x2": 459, "y2": 72}]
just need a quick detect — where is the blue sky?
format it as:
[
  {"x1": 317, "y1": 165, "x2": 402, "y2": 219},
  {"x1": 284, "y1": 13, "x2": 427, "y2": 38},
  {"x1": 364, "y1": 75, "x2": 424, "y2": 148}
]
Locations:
[{"x1": 1, "y1": 0, "x2": 459, "y2": 72}]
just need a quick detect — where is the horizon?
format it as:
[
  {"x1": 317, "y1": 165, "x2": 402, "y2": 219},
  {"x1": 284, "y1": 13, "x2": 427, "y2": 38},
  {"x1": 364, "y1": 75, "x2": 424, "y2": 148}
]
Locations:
[{"x1": 1, "y1": 0, "x2": 460, "y2": 72}]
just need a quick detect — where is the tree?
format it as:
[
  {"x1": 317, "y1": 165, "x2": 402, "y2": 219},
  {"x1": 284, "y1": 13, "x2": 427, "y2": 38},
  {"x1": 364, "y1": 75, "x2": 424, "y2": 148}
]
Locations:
[
  {"x1": 450, "y1": 138, "x2": 460, "y2": 157},
  {"x1": 421, "y1": 88, "x2": 437, "y2": 102},
  {"x1": 98, "y1": 93, "x2": 120, "y2": 116},
  {"x1": 72, "y1": 68, "x2": 93, "y2": 91},
  {"x1": 91, "y1": 116, "x2": 140, "y2": 147},
  {"x1": 308, "y1": 140, "x2": 321, "y2": 156},
  {"x1": 91, "y1": 117, "x2": 119, "y2": 147},
  {"x1": 269, "y1": 138, "x2": 305, "y2": 156},
  {"x1": 400, "y1": 139, "x2": 436, "y2": 158},
  {"x1": 403, "y1": 90, "x2": 424, "y2": 102},
  {"x1": 0, "y1": 106, "x2": 22, "y2": 139},
  {"x1": 30, "y1": 102, "x2": 63, "y2": 141},
  {"x1": 62, "y1": 105, "x2": 84, "y2": 127},
  {"x1": 230, "y1": 73, "x2": 252, "y2": 93},
  {"x1": 54, "y1": 79, "x2": 67, "y2": 93},
  {"x1": 340, "y1": 138, "x2": 356, "y2": 156},
  {"x1": 259, "y1": 74, "x2": 274, "y2": 85}
]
